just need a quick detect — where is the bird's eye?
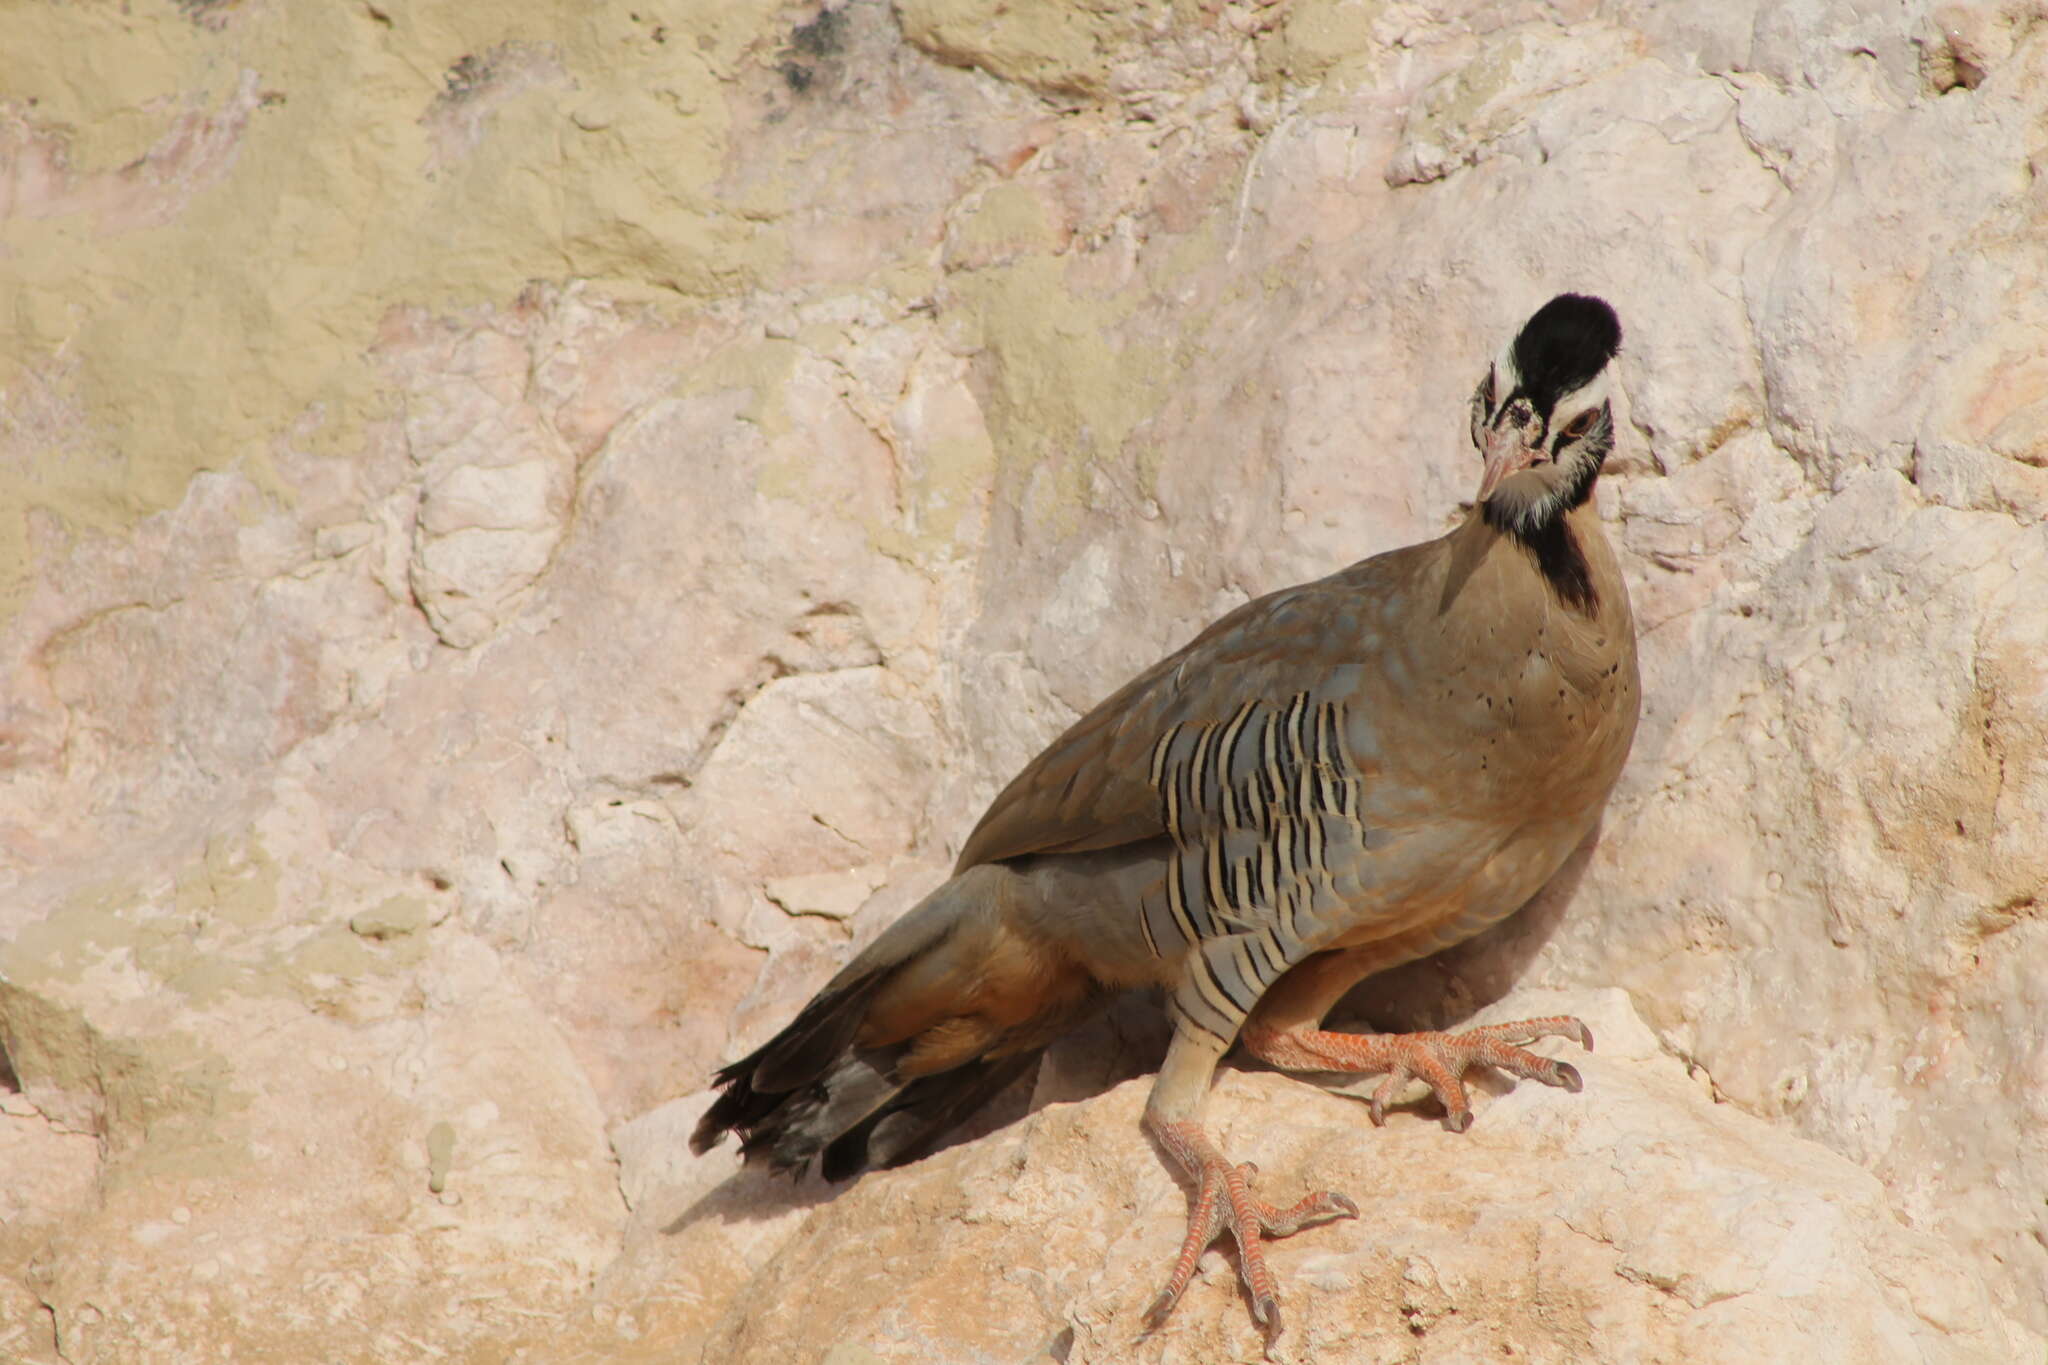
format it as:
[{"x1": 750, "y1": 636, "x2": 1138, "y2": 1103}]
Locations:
[{"x1": 1560, "y1": 408, "x2": 1598, "y2": 441}]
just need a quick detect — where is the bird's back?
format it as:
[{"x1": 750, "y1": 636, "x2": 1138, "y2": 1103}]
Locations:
[{"x1": 964, "y1": 502, "x2": 1634, "y2": 888}]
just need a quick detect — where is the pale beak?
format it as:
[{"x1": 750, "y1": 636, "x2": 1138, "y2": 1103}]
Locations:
[{"x1": 1477, "y1": 420, "x2": 1543, "y2": 502}]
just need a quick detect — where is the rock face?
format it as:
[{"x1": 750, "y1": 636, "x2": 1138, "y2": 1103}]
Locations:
[
  {"x1": 2, "y1": 1, "x2": 2045, "y2": 1361},
  {"x1": 684, "y1": 991, "x2": 2030, "y2": 1364}
]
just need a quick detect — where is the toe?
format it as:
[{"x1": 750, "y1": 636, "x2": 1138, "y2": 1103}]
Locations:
[
  {"x1": 1368, "y1": 1069, "x2": 1407, "y2": 1127},
  {"x1": 1472, "y1": 1014, "x2": 1592, "y2": 1051},
  {"x1": 1257, "y1": 1188, "x2": 1358, "y2": 1236}
]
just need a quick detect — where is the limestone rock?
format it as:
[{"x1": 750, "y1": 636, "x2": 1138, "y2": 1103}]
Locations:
[
  {"x1": 397, "y1": 312, "x2": 579, "y2": 649},
  {"x1": 4, "y1": 0, "x2": 2048, "y2": 1358},
  {"x1": 686, "y1": 991, "x2": 2035, "y2": 1364}
]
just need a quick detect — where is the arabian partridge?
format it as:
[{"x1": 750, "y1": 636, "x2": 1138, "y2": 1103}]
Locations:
[{"x1": 693, "y1": 293, "x2": 1641, "y2": 1342}]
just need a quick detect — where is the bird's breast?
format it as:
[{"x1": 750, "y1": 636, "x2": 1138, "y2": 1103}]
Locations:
[{"x1": 1361, "y1": 538, "x2": 1638, "y2": 829}]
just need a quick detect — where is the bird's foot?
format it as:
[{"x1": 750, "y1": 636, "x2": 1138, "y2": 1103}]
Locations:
[
  {"x1": 1241, "y1": 1015, "x2": 1592, "y2": 1133},
  {"x1": 1144, "y1": 1119, "x2": 1357, "y2": 1346}
]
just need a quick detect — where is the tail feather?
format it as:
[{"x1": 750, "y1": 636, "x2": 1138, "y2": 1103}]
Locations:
[
  {"x1": 750, "y1": 1048, "x2": 900, "y2": 1172},
  {"x1": 749, "y1": 975, "x2": 883, "y2": 1095},
  {"x1": 845, "y1": 1053, "x2": 1037, "y2": 1175},
  {"x1": 688, "y1": 985, "x2": 896, "y2": 1170},
  {"x1": 748, "y1": 891, "x2": 963, "y2": 1095},
  {"x1": 690, "y1": 866, "x2": 1094, "y2": 1181}
]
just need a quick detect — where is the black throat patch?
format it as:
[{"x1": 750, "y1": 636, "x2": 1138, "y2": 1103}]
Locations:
[{"x1": 1516, "y1": 516, "x2": 1597, "y2": 611}]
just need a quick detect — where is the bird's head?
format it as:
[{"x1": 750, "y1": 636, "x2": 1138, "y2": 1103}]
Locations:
[{"x1": 1468, "y1": 293, "x2": 1623, "y2": 535}]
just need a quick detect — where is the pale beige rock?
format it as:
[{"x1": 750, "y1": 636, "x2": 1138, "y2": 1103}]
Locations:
[
  {"x1": 685, "y1": 990, "x2": 2035, "y2": 1364},
  {"x1": 3, "y1": 0, "x2": 2047, "y2": 1358},
  {"x1": 764, "y1": 864, "x2": 889, "y2": 921},
  {"x1": 392, "y1": 315, "x2": 580, "y2": 648},
  {"x1": 0, "y1": 1087, "x2": 96, "y2": 1365}
]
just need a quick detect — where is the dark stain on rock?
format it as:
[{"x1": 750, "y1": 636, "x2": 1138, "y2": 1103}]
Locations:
[
  {"x1": 778, "y1": 5, "x2": 849, "y2": 98},
  {"x1": 791, "y1": 6, "x2": 847, "y2": 59}
]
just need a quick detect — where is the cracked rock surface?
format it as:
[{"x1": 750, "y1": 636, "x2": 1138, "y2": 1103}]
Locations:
[{"x1": 3, "y1": 0, "x2": 2045, "y2": 1360}]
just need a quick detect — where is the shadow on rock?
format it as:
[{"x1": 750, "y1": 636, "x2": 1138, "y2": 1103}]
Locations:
[{"x1": 662, "y1": 1159, "x2": 841, "y2": 1235}]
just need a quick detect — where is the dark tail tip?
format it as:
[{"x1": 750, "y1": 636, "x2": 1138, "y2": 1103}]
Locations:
[{"x1": 689, "y1": 1039, "x2": 798, "y2": 1157}]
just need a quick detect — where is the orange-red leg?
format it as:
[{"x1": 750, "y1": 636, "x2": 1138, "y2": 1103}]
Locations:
[
  {"x1": 1144, "y1": 1116, "x2": 1357, "y2": 1344},
  {"x1": 1240, "y1": 1015, "x2": 1593, "y2": 1131}
]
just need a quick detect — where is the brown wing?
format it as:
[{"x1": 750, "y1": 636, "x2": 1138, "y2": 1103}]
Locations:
[{"x1": 953, "y1": 562, "x2": 1402, "y2": 873}]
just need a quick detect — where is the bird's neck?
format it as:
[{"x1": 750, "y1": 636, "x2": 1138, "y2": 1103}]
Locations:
[
  {"x1": 1461, "y1": 495, "x2": 1608, "y2": 613},
  {"x1": 1514, "y1": 503, "x2": 1599, "y2": 610}
]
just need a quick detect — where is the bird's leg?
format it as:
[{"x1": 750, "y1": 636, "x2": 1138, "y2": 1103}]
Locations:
[
  {"x1": 1238, "y1": 946, "x2": 1591, "y2": 1132},
  {"x1": 1141, "y1": 1030, "x2": 1358, "y2": 1344},
  {"x1": 1240, "y1": 1016, "x2": 1591, "y2": 1132}
]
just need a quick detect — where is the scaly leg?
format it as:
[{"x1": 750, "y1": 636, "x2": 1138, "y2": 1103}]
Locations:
[{"x1": 1141, "y1": 1029, "x2": 1357, "y2": 1345}]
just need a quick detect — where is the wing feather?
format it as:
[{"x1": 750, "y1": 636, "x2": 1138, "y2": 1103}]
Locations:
[{"x1": 953, "y1": 544, "x2": 1426, "y2": 873}]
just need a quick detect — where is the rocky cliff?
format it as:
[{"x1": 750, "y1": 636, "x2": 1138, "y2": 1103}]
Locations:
[{"x1": 3, "y1": 2, "x2": 2045, "y2": 1361}]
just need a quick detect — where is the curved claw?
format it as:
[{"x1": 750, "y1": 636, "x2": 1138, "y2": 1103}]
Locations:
[
  {"x1": 1147, "y1": 1120, "x2": 1357, "y2": 1343},
  {"x1": 1367, "y1": 1066, "x2": 1411, "y2": 1127},
  {"x1": 1255, "y1": 1296, "x2": 1282, "y2": 1345},
  {"x1": 1552, "y1": 1061, "x2": 1583, "y2": 1093}
]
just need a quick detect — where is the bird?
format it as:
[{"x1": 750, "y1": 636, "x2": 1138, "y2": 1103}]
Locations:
[{"x1": 691, "y1": 293, "x2": 1640, "y2": 1344}]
